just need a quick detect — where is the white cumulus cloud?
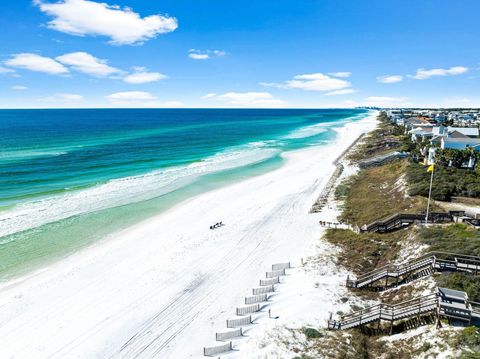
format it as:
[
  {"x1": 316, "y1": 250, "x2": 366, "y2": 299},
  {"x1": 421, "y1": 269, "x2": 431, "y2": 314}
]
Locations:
[
  {"x1": 0, "y1": 66, "x2": 16, "y2": 74},
  {"x1": 328, "y1": 72, "x2": 351, "y2": 78},
  {"x1": 123, "y1": 67, "x2": 167, "y2": 84},
  {"x1": 189, "y1": 53, "x2": 209, "y2": 60},
  {"x1": 12, "y1": 85, "x2": 28, "y2": 90},
  {"x1": 410, "y1": 66, "x2": 468, "y2": 80},
  {"x1": 188, "y1": 49, "x2": 226, "y2": 60},
  {"x1": 5, "y1": 53, "x2": 69, "y2": 75},
  {"x1": 204, "y1": 92, "x2": 286, "y2": 108},
  {"x1": 5, "y1": 51, "x2": 167, "y2": 84},
  {"x1": 261, "y1": 73, "x2": 351, "y2": 92},
  {"x1": 325, "y1": 89, "x2": 356, "y2": 96},
  {"x1": 35, "y1": 0, "x2": 178, "y2": 45},
  {"x1": 39, "y1": 93, "x2": 84, "y2": 102},
  {"x1": 106, "y1": 91, "x2": 156, "y2": 101},
  {"x1": 365, "y1": 96, "x2": 411, "y2": 107},
  {"x1": 56, "y1": 52, "x2": 121, "y2": 77},
  {"x1": 105, "y1": 91, "x2": 182, "y2": 107},
  {"x1": 377, "y1": 75, "x2": 403, "y2": 83}
]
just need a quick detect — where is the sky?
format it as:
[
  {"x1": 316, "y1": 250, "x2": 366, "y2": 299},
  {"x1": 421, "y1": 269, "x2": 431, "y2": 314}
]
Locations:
[{"x1": 0, "y1": 0, "x2": 479, "y2": 109}]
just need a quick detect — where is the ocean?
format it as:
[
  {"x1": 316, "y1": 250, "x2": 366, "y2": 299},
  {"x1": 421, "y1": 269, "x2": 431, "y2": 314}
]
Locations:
[{"x1": 0, "y1": 108, "x2": 370, "y2": 280}]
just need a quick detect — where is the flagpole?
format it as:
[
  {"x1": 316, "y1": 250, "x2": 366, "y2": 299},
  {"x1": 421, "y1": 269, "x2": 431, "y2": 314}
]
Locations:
[{"x1": 425, "y1": 166, "x2": 434, "y2": 225}]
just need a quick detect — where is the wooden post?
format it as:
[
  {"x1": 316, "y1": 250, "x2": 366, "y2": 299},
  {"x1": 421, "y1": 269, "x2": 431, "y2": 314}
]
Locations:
[
  {"x1": 436, "y1": 300, "x2": 442, "y2": 329},
  {"x1": 417, "y1": 302, "x2": 421, "y2": 325},
  {"x1": 425, "y1": 165, "x2": 435, "y2": 226}
]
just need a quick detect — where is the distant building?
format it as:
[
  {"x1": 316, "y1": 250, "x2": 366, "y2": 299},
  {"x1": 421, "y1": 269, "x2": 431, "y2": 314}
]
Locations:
[{"x1": 404, "y1": 117, "x2": 432, "y2": 131}]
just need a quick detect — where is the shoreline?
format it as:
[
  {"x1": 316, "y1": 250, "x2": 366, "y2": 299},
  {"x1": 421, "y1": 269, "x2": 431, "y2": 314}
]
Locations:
[{"x1": 0, "y1": 112, "x2": 378, "y2": 358}]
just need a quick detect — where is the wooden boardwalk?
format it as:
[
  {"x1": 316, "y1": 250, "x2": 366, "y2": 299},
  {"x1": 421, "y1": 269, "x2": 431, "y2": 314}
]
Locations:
[
  {"x1": 358, "y1": 151, "x2": 408, "y2": 169},
  {"x1": 328, "y1": 287, "x2": 480, "y2": 333},
  {"x1": 360, "y1": 211, "x2": 464, "y2": 233},
  {"x1": 310, "y1": 164, "x2": 343, "y2": 213},
  {"x1": 346, "y1": 251, "x2": 480, "y2": 290},
  {"x1": 310, "y1": 133, "x2": 365, "y2": 214}
]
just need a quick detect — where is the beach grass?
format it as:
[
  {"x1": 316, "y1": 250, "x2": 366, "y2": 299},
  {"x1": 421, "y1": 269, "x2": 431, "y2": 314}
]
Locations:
[
  {"x1": 346, "y1": 112, "x2": 405, "y2": 162},
  {"x1": 324, "y1": 228, "x2": 407, "y2": 276},
  {"x1": 318, "y1": 112, "x2": 480, "y2": 358},
  {"x1": 337, "y1": 159, "x2": 430, "y2": 227}
]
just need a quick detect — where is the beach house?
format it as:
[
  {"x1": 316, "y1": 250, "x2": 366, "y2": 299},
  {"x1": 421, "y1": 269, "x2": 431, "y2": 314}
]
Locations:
[{"x1": 430, "y1": 125, "x2": 479, "y2": 145}]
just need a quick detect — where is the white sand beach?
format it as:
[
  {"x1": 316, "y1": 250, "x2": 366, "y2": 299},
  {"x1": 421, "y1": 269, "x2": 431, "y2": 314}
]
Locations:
[{"x1": 0, "y1": 113, "x2": 377, "y2": 359}]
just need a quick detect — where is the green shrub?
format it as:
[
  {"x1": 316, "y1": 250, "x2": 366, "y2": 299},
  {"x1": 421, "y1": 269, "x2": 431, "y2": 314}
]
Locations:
[
  {"x1": 437, "y1": 273, "x2": 480, "y2": 302},
  {"x1": 303, "y1": 327, "x2": 322, "y2": 339},
  {"x1": 455, "y1": 327, "x2": 480, "y2": 358},
  {"x1": 406, "y1": 162, "x2": 480, "y2": 201},
  {"x1": 459, "y1": 352, "x2": 480, "y2": 359},
  {"x1": 417, "y1": 224, "x2": 480, "y2": 257}
]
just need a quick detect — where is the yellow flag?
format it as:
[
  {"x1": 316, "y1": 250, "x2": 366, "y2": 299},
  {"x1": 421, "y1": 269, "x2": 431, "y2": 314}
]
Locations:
[{"x1": 427, "y1": 164, "x2": 435, "y2": 173}]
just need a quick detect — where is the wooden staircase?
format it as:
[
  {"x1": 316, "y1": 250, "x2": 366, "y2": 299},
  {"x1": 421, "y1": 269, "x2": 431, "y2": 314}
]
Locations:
[
  {"x1": 346, "y1": 252, "x2": 480, "y2": 290},
  {"x1": 328, "y1": 287, "x2": 480, "y2": 332}
]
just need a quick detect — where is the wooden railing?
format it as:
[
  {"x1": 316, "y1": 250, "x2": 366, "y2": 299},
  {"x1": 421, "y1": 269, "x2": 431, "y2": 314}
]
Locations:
[
  {"x1": 346, "y1": 251, "x2": 480, "y2": 289},
  {"x1": 329, "y1": 288, "x2": 480, "y2": 332},
  {"x1": 329, "y1": 293, "x2": 438, "y2": 330},
  {"x1": 358, "y1": 151, "x2": 408, "y2": 169},
  {"x1": 361, "y1": 212, "x2": 460, "y2": 233}
]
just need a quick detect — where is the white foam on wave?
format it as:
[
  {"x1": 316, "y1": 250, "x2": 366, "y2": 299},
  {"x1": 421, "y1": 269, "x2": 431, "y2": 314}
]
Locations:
[
  {"x1": 0, "y1": 142, "x2": 280, "y2": 239},
  {"x1": 0, "y1": 149, "x2": 69, "y2": 162},
  {"x1": 283, "y1": 124, "x2": 328, "y2": 139},
  {"x1": 284, "y1": 112, "x2": 372, "y2": 140}
]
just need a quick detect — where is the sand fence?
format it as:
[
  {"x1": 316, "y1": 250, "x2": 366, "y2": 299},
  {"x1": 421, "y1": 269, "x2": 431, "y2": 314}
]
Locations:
[
  {"x1": 245, "y1": 293, "x2": 268, "y2": 305},
  {"x1": 216, "y1": 328, "x2": 243, "y2": 341},
  {"x1": 203, "y1": 341, "x2": 233, "y2": 356},
  {"x1": 226, "y1": 315, "x2": 252, "y2": 328},
  {"x1": 202, "y1": 261, "x2": 291, "y2": 356}
]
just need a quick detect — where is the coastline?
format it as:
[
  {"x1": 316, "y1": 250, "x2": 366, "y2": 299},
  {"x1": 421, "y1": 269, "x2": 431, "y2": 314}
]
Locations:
[
  {"x1": 0, "y1": 112, "x2": 378, "y2": 358},
  {"x1": 0, "y1": 110, "x2": 364, "y2": 282}
]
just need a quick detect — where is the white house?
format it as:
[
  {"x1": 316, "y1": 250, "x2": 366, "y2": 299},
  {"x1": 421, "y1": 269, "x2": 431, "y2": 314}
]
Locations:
[
  {"x1": 441, "y1": 137, "x2": 480, "y2": 150},
  {"x1": 447, "y1": 126, "x2": 479, "y2": 137},
  {"x1": 432, "y1": 125, "x2": 479, "y2": 138},
  {"x1": 409, "y1": 126, "x2": 434, "y2": 142}
]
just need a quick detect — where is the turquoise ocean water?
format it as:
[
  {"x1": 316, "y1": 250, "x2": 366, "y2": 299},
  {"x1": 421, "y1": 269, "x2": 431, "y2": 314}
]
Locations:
[{"x1": 0, "y1": 108, "x2": 370, "y2": 280}]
